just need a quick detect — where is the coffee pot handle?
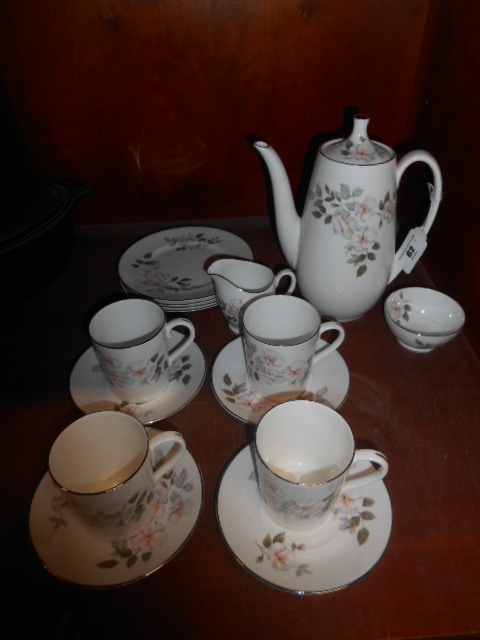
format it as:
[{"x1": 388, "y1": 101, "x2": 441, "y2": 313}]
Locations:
[{"x1": 389, "y1": 150, "x2": 442, "y2": 283}]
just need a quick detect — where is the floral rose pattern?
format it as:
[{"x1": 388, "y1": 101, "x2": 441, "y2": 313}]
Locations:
[
  {"x1": 91, "y1": 353, "x2": 194, "y2": 417},
  {"x1": 48, "y1": 464, "x2": 195, "y2": 571},
  {"x1": 389, "y1": 291, "x2": 433, "y2": 349},
  {"x1": 256, "y1": 532, "x2": 310, "y2": 577},
  {"x1": 244, "y1": 341, "x2": 311, "y2": 390},
  {"x1": 219, "y1": 297, "x2": 244, "y2": 329},
  {"x1": 260, "y1": 472, "x2": 340, "y2": 523},
  {"x1": 338, "y1": 137, "x2": 389, "y2": 164},
  {"x1": 130, "y1": 232, "x2": 221, "y2": 294},
  {"x1": 94, "y1": 349, "x2": 169, "y2": 394},
  {"x1": 220, "y1": 372, "x2": 331, "y2": 417},
  {"x1": 390, "y1": 290, "x2": 412, "y2": 324},
  {"x1": 254, "y1": 492, "x2": 377, "y2": 576},
  {"x1": 308, "y1": 182, "x2": 395, "y2": 277}
]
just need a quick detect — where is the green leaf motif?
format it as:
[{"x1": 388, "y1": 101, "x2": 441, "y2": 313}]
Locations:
[
  {"x1": 357, "y1": 528, "x2": 369, "y2": 546},
  {"x1": 361, "y1": 511, "x2": 376, "y2": 521},
  {"x1": 98, "y1": 559, "x2": 119, "y2": 569}
]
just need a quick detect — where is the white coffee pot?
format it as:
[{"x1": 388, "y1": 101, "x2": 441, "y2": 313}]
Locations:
[{"x1": 252, "y1": 115, "x2": 442, "y2": 321}]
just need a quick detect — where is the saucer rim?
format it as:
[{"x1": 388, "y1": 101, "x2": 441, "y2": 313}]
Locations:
[
  {"x1": 117, "y1": 225, "x2": 253, "y2": 302},
  {"x1": 29, "y1": 439, "x2": 204, "y2": 588},
  {"x1": 210, "y1": 336, "x2": 350, "y2": 425},
  {"x1": 215, "y1": 443, "x2": 392, "y2": 596},
  {"x1": 69, "y1": 332, "x2": 206, "y2": 425}
]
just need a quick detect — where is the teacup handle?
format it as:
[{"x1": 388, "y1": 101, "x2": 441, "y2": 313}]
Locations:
[
  {"x1": 312, "y1": 321, "x2": 345, "y2": 364},
  {"x1": 149, "y1": 430, "x2": 186, "y2": 480},
  {"x1": 165, "y1": 319, "x2": 195, "y2": 365},
  {"x1": 342, "y1": 449, "x2": 388, "y2": 492},
  {"x1": 273, "y1": 269, "x2": 296, "y2": 295}
]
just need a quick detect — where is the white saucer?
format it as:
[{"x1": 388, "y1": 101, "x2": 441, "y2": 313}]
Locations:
[
  {"x1": 70, "y1": 331, "x2": 206, "y2": 424},
  {"x1": 120, "y1": 281, "x2": 218, "y2": 313},
  {"x1": 29, "y1": 429, "x2": 204, "y2": 587},
  {"x1": 215, "y1": 444, "x2": 392, "y2": 595},
  {"x1": 211, "y1": 337, "x2": 349, "y2": 425},
  {"x1": 118, "y1": 226, "x2": 253, "y2": 303}
]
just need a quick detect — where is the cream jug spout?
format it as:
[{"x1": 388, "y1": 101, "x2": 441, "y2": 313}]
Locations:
[{"x1": 252, "y1": 141, "x2": 301, "y2": 268}]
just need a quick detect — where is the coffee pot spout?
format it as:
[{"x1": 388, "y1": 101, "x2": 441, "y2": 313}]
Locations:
[{"x1": 252, "y1": 141, "x2": 301, "y2": 268}]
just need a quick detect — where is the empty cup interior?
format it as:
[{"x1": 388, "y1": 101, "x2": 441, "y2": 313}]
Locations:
[
  {"x1": 89, "y1": 298, "x2": 164, "y2": 348},
  {"x1": 49, "y1": 413, "x2": 148, "y2": 494},
  {"x1": 256, "y1": 401, "x2": 354, "y2": 484},
  {"x1": 243, "y1": 295, "x2": 320, "y2": 344}
]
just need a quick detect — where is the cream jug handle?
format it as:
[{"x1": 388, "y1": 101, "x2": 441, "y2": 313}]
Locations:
[{"x1": 389, "y1": 150, "x2": 442, "y2": 283}]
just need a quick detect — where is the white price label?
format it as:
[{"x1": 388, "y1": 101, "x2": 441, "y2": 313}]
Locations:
[{"x1": 397, "y1": 227, "x2": 428, "y2": 274}]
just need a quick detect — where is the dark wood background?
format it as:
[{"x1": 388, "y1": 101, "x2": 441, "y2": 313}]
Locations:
[{"x1": 0, "y1": 0, "x2": 478, "y2": 355}]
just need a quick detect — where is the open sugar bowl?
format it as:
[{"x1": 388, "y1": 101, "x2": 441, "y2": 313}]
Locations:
[{"x1": 384, "y1": 287, "x2": 465, "y2": 354}]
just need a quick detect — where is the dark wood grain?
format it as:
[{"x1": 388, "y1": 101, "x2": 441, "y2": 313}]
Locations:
[
  {"x1": 1, "y1": 218, "x2": 479, "y2": 639},
  {"x1": 0, "y1": 0, "x2": 431, "y2": 224},
  {"x1": 414, "y1": 0, "x2": 480, "y2": 360}
]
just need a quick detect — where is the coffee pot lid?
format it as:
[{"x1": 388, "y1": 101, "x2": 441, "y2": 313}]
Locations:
[{"x1": 321, "y1": 115, "x2": 394, "y2": 165}]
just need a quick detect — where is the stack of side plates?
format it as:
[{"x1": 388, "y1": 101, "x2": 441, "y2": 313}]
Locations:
[{"x1": 118, "y1": 226, "x2": 253, "y2": 312}]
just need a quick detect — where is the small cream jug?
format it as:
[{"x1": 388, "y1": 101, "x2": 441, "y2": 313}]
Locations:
[
  {"x1": 207, "y1": 258, "x2": 296, "y2": 333},
  {"x1": 252, "y1": 115, "x2": 442, "y2": 321}
]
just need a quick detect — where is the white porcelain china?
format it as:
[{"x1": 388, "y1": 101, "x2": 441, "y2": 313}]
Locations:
[
  {"x1": 30, "y1": 428, "x2": 203, "y2": 587},
  {"x1": 254, "y1": 401, "x2": 388, "y2": 531},
  {"x1": 118, "y1": 226, "x2": 253, "y2": 310},
  {"x1": 384, "y1": 286, "x2": 465, "y2": 353},
  {"x1": 252, "y1": 114, "x2": 442, "y2": 321},
  {"x1": 207, "y1": 258, "x2": 296, "y2": 333},
  {"x1": 120, "y1": 281, "x2": 218, "y2": 312},
  {"x1": 242, "y1": 295, "x2": 345, "y2": 400},
  {"x1": 70, "y1": 330, "x2": 206, "y2": 424},
  {"x1": 49, "y1": 412, "x2": 186, "y2": 541},
  {"x1": 211, "y1": 336, "x2": 349, "y2": 425},
  {"x1": 89, "y1": 298, "x2": 195, "y2": 403},
  {"x1": 215, "y1": 444, "x2": 392, "y2": 594}
]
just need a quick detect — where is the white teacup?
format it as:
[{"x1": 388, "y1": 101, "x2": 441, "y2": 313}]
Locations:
[
  {"x1": 207, "y1": 258, "x2": 296, "y2": 333},
  {"x1": 48, "y1": 411, "x2": 186, "y2": 541},
  {"x1": 89, "y1": 298, "x2": 195, "y2": 404},
  {"x1": 241, "y1": 295, "x2": 344, "y2": 400},
  {"x1": 254, "y1": 400, "x2": 389, "y2": 531}
]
